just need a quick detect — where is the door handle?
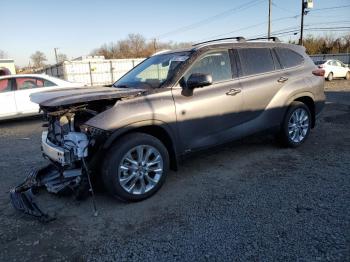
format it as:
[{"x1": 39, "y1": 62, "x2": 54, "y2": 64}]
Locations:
[
  {"x1": 278, "y1": 76, "x2": 289, "y2": 83},
  {"x1": 226, "y1": 88, "x2": 241, "y2": 96}
]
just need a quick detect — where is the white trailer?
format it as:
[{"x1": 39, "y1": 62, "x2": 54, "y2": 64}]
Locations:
[{"x1": 40, "y1": 56, "x2": 145, "y2": 86}]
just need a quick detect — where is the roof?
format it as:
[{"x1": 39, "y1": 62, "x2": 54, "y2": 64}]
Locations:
[
  {"x1": 0, "y1": 73, "x2": 85, "y2": 86},
  {"x1": 153, "y1": 39, "x2": 303, "y2": 56},
  {"x1": 0, "y1": 73, "x2": 55, "y2": 79}
]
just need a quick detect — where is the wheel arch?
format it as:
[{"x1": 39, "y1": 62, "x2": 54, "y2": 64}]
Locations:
[{"x1": 103, "y1": 120, "x2": 179, "y2": 171}]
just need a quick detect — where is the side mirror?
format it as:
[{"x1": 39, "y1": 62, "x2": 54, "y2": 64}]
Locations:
[{"x1": 186, "y1": 73, "x2": 212, "y2": 89}]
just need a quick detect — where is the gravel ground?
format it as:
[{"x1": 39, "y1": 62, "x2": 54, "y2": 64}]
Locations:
[{"x1": 0, "y1": 80, "x2": 349, "y2": 261}]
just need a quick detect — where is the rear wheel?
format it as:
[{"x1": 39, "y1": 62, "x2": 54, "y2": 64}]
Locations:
[
  {"x1": 102, "y1": 133, "x2": 169, "y2": 201},
  {"x1": 327, "y1": 72, "x2": 333, "y2": 81},
  {"x1": 279, "y1": 101, "x2": 311, "y2": 148},
  {"x1": 345, "y1": 72, "x2": 350, "y2": 80}
]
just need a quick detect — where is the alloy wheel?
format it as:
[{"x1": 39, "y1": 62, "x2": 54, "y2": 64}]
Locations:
[
  {"x1": 118, "y1": 145, "x2": 164, "y2": 195},
  {"x1": 288, "y1": 108, "x2": 310, "y2": 143}
]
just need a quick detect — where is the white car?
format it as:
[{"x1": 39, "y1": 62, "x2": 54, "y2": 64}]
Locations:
[
  {"x1": 0, "y1": 74, "x2": 85, "y2": 120},
  {"x1": 314, "y1": 59, "x2": 350, "y2": 81}
]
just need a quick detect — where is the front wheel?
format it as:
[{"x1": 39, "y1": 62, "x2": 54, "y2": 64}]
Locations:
[
  {"x1": 279, "y1": 101, "x2": 311, "y2": 148},
  {"x1": 327, "y1": 72, "x2": 333, "y2": 81},
  {"x1": 345, "y1": 72, "x2": 350, "y2": 80},
  {"x1": 102, "y1": 133, "x2": 169, "y2": 201}
]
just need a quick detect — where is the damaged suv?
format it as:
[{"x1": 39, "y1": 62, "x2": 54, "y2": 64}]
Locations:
[{"x1": 11, "y1": 37, "x2": 325, "y2": 218}]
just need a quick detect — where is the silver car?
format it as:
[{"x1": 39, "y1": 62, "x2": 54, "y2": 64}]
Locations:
[{"x1": 11, "y1": 37, "x2": 325, "y2": 219}]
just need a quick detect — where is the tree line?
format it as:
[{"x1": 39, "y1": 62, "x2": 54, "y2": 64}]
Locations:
[
  {"x1": 90, "y1": 33, "x2": 192, "y2": 59},
  {"x1": 2, "y1": 33, "x2": 349, "y2": 70},
  {"x1": 291, "y1": 34, "x2": 350, "y2": 55}
]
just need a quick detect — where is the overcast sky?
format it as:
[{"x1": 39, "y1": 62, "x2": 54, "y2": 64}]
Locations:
[{"x1": 2, "y1": 0, "x2": 350, "y2": 66}]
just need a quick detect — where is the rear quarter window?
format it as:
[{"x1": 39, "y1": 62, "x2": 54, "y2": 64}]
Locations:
[
  {"x1": 275, "y1": 48, "x2": 304, "y2": 68},
  {"x1": 238, "y1": 48, "x2": 275, "y2": 76}
]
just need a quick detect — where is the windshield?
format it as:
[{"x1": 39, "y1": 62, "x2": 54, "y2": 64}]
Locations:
[{"x1": 113, "y1": 52, "x2": 191, "y2": 89}]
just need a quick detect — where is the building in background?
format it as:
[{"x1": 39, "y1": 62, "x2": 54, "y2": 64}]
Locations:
[
  {"x1": 39, "y1": 56, "x2": 145, "y2": 86},
  {"x1": 0, "y1": 59, "x2": 16, "y2": 76}
]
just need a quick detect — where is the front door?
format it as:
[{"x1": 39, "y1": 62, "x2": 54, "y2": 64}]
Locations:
[
  {"x1": 0, "y1": 78, "x2": 17, "y2": 118},
  {"x1": 172, "y1": 49, "x2": 244, "y2": 152}
]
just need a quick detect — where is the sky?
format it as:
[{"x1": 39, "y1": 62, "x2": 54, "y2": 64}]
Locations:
[{"x1": 1, "y1": 0, "x2": 350, "y2": 66}]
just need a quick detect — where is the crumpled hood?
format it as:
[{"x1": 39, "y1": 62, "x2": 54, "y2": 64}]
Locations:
[{"x1": 30, "y1": 86, "x2": 146, "y2": 107}]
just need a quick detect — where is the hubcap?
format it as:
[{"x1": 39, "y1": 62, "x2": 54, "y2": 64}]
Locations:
[
  {"x1": 118, "y1": 145, "x2": 163, "y2": 195},
  {"x1": 288, "y1": 108, "x2": 309, "y2": 143}
]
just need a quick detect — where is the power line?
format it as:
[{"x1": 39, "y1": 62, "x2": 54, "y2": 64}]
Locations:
[
  {"x1": 155, "y1": 0, "x2": 265, "y2": 39},
  {"x1": 196, "y1": 15, "x2": 300, "y2": 43},
  {"x1": 312, "y1": 4, "x2": 350, "y2": 12},
  {"x1": 251, "y1": 26, "x2": 350, "y2": 39},
  {"x1": 271, "y1": 2, "x2": 297, "y2": 15}
]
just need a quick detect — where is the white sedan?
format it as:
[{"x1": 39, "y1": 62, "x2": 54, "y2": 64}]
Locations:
[
  {"x1": 314, "y1": 59, "x2": 350, "y2": 81},
  {"x1": 0, "y1": 74, "x2": 85, "y2": 120}
]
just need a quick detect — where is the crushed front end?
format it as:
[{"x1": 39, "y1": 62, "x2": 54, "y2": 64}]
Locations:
[{"x1": 10, "y1": 102, "x2": 111, "y2": 221}]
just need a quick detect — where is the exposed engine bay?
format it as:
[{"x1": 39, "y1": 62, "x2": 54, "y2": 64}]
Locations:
[{"x1": 10, "y1": 100, "x2": 117, "y2": 222}]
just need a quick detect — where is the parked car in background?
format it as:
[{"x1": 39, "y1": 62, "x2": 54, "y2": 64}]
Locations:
[
  {"x1": 314, "y1": 59, "x2": 350, "y2": 81},
  {"x1": 0, "y1": 74, "x2": 85, "y2": 120}
]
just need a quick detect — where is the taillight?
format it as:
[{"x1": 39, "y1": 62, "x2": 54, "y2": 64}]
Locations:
[{"x1": 312, "y1": 69, "x2": 325, "y2": 76}]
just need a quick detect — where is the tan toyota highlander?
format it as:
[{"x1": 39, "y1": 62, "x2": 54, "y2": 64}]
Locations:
[{"x1": 10, "y1": 37, "x2": 325, "y2": 220}]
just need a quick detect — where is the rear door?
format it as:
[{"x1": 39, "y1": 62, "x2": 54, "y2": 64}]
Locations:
[
  {"x1": 334, "y1": 60, "x2": 347, "y2": 77},
  {"x1": 14, "y1": 77, "x2": 57, "y2": 114},
  {"x1": 236, "y1": 47, "x2": 285, "y2": 124},
  {"x1": 0, "y1": 78, "x2": 17, "y2": 118}
]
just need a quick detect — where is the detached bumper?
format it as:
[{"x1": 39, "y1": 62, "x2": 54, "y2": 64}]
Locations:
[
  {"x1": 10, "y1": 165, "x2": 57, "y2": 222},
  {"x1": 10, "y1": 164, "x2": 82, "y2": 222}
]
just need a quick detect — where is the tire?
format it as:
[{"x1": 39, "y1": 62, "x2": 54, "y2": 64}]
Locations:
[
  {"x1": 345, "y1": 72, "x2": 350, "y2": 80},
  {"x1": 279, "y1": 101, "x2": 312, "y2": 148},
  {"x1": 102, "y1": 132, "x2": 169, "y2": 202},
  {"x1": 327, "y1": 72, "x2": 333, "y2": 81}
]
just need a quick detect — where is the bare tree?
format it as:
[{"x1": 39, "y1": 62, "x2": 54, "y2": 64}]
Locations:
[
  {"x1": 30, "y1": 51, "x2": 47, "y2": 68},
  {"x1": 90, "y1": 33, "x2": 193, "y2": 59},
  {"x1": 127, "y1": 33, "x2": 146, "y2": 57},
  {"x1": 57, "y1": 53, "x2": 68, "y2": 63}
]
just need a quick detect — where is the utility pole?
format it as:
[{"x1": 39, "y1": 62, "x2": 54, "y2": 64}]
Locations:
[
  {"x1": 299, "y1": 0, "x2": 305, "y2": 45},
  {"x1": 299, "y1": 0, "x2": 313, "y2": 45},
  {"x1": 54, "y1": 48, "x2": 59, "y2": 64},
  {"x1": 268, "y1": 0, "x2": 272, "y2": 38},
  {"x1": 153, "y1": 38, "x2": 157, "y2": 53}
]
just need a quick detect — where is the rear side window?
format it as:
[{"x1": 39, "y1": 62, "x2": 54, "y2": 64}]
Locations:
[
  {"x1": 275, "y1": 48, "x2": 304, "y2": 68},
  {"x1": 238, "y1": 48, "x2": 275, "y2": 76},
  {"x1": 0, "y1": 79, "x2": 11, "y2": 92}
]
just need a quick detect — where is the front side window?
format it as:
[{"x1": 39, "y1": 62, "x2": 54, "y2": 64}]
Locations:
[
  {"x1": 0, "y1": 79, "x2": 12, "y2": 93},
  {"x1": 44, "y1": 80, "x2": 55, "y2": 87},
  {"x1": 334, "y1": 61, "x2": 341, "y2": 67},
  {"x1": 331, "y1": 61, "x2": 338, "y2": 66},
  {"x1": 238, "y1": 48, "x2": 275, "y2": 76},
  {"x1": 113, "y1": 52, "x2": 191, "y2": 89},
  {"x1": 16, "y1": 78, "x2": 44, "y2": 90},
  {"x1": 275, "y1": 48, "x2": 304, "y2": 69},
  {"x1": 184, "y1": 50, "x2": 232, "y2": 83}
]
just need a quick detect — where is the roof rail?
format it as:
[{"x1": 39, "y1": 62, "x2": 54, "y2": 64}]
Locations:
[
  {"x1": 246, "y1": 37, "x2": 281, "y2": 42},
  {"x1": 193, "y1": 36, "x2": 246, "y2": 46}
]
